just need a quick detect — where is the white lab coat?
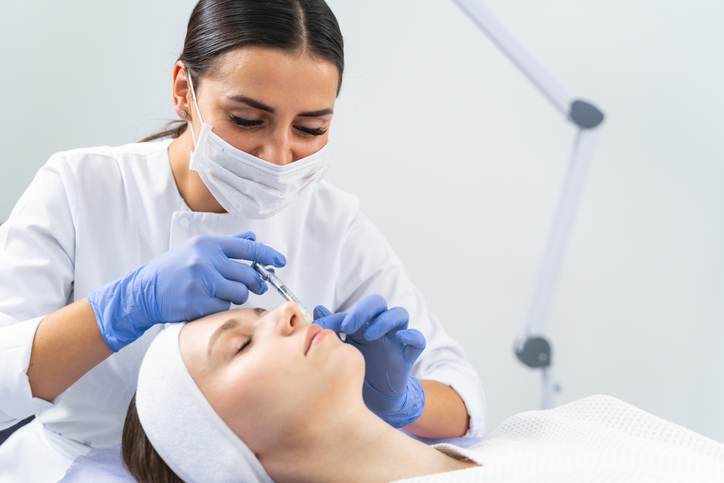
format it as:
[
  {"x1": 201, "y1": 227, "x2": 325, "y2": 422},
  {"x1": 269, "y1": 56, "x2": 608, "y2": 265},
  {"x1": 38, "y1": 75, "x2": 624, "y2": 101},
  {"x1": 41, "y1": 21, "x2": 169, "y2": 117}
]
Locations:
[{"x1": 0, "y1": 139, "x2": 485, "y2": 482}]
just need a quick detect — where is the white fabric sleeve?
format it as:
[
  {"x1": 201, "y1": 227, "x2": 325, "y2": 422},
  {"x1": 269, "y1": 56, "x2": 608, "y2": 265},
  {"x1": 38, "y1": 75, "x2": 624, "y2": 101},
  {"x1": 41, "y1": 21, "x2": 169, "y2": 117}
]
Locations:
[
  {"x1": 0, "y1": 317, "x2": 53, "y2": 427},
  {"x1": 335, "y1": 212, "x2": 486, "y2": 436},
  {"x1": 0, "y1": 153, "x2": 76, "y2": 429}
]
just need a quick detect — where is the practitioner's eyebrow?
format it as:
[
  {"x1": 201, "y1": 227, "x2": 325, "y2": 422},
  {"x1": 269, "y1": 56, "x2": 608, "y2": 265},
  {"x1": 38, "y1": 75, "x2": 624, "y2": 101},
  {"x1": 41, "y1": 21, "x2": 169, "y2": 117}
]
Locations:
[{"x1": 226, "y1": 94, "x2": 334, "y2": 117}]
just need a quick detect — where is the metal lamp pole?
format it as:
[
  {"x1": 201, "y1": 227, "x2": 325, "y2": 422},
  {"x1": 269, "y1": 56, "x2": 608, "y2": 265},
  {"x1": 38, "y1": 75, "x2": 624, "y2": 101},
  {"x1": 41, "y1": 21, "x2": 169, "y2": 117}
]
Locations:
[{"x1": 452, "y1": 0, "x2": 606, "y2": 408}]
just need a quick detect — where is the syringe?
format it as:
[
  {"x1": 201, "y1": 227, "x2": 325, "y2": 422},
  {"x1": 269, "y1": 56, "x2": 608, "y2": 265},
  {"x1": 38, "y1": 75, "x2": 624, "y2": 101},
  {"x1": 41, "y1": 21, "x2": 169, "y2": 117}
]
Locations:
[{"x1": 251, "y1": 263, "x2": 314, "y2": 322}]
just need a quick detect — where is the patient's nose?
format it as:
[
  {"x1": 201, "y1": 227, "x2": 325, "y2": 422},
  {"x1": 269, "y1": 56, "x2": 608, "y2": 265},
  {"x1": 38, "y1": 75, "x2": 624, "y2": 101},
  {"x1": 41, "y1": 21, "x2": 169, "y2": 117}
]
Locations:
[{"x1": 276, "y1": 302, "x2": 307, "y2": 335}]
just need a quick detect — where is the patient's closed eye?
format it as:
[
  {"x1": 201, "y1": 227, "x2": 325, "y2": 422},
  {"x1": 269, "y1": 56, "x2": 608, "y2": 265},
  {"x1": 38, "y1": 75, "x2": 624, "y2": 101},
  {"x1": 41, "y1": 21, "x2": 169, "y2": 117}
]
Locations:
[
  {"x1": 238, "y1": 337, "x2": 252, "y2": 354},
  {"x1": 208, "y1": 311, "x2": 264, "y2": 357}
]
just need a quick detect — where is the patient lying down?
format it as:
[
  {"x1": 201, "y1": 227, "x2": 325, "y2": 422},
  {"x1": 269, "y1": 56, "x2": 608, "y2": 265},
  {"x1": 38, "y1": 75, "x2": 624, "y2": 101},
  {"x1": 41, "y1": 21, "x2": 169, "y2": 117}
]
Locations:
[
  {"x1": 123, "y1": 303, "x2": 477, "y2": 482},
  {"x1": 121, "y1": 303, "x2": 724, "y2": 483}
]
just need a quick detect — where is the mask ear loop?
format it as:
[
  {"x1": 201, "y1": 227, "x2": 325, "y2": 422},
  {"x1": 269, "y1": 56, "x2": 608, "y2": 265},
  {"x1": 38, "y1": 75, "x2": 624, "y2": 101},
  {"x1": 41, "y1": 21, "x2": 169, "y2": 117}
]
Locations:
[{"x1": 186, "y1": 66, "x2": 205, "y2": 149}]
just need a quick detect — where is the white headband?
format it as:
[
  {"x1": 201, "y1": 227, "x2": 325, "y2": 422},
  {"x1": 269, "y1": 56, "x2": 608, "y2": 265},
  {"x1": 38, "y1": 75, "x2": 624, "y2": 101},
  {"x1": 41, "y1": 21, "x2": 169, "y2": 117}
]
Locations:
[{"x1": 135, "y1": 324, "x2": 273, "y2": 483}]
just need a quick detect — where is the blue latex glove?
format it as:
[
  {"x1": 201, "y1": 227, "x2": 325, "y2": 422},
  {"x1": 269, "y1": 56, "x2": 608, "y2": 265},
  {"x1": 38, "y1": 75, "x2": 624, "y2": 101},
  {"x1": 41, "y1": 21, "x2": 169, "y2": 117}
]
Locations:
[
  {"x1": 89, "y1": 232, "x2": 286, "y2": 352},
  {"x1": 314, "y1": 295, "x2": 427, "y2": 428}
]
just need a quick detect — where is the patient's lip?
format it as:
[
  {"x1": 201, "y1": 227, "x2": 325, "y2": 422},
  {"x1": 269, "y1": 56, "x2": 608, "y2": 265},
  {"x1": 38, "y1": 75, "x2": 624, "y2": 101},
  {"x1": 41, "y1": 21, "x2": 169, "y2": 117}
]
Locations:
[{"x1": 304, "y1": 325, "x2": 322, "y2": 356}]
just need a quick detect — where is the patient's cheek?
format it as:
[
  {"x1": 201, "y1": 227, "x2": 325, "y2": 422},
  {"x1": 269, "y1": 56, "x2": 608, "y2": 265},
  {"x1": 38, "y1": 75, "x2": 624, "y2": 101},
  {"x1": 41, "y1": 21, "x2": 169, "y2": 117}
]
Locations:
[
  {"x1": 203, "y1": 379, "x2": 249, "y2": 431},
  {"x1": 213, "y1": 365, "x2": 272, "y2": 413}
]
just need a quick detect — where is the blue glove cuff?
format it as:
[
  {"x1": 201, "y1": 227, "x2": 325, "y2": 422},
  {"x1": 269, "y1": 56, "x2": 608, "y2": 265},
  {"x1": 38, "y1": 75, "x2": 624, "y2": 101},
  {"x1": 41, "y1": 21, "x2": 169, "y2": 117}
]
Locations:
[
  {"x1": 88, "y1": 270, "x2": 150, "y2": 353},
  {"x1": 370, "y1": 377, "x2": 426, "y2": 429},
  {"x1": 89, "y1": 283, "x2": 125, "y2": 353}
]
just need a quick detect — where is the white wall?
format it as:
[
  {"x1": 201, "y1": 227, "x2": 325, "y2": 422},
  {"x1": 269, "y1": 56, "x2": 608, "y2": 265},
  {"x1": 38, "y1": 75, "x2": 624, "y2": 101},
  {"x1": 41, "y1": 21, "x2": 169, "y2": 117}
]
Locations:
[{"x1": 2, "y1": 0, "x2": 722, "y2": 441}]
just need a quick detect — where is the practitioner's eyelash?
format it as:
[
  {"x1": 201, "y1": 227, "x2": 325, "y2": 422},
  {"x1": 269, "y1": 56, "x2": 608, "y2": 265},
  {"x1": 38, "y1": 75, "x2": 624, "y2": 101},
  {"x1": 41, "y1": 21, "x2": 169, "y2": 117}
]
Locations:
[
  {"x1": 230, "y1": 115, "x2": 263, "y2": 128},
  {"x1": 295, "y1": 126, "x2": 327, "y2": 136},
  {"x1": 229, "y1": 114, "x2": 326, "y2": 136}
]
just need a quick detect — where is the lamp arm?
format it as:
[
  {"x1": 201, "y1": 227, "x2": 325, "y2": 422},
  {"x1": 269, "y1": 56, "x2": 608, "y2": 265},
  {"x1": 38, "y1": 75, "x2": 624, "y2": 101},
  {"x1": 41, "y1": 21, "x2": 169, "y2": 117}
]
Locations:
[
  {"x1": 452, "y1": 0, "x2": 605, "y2": 129},
  {"x1": 451, "y1": 0, "x2": 606, "y2": 408},
  {"x1": 452, "y1": 0, "x2": 573, "y2": 115}
]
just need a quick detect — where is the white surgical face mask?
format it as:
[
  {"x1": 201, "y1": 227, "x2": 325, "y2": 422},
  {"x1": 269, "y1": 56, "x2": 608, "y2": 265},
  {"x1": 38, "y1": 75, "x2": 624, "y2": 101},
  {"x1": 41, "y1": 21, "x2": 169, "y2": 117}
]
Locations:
[{"x1": 186, "y1": 72, "x2": 330, "y2": 219}]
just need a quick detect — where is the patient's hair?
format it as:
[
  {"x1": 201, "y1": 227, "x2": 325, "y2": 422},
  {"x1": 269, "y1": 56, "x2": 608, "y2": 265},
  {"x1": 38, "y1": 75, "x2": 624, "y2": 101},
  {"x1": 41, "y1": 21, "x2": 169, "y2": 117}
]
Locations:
[{"x1": 122, "y1": 396, "x2": 182, "y2": 483}]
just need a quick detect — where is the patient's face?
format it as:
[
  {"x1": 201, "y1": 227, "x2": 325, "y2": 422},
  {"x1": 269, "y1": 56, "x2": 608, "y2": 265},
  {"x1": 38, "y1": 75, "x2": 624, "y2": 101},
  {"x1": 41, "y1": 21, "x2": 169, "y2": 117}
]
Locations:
[{"x1": 179, "y1": 302, "x2": 364, "y2": 454}]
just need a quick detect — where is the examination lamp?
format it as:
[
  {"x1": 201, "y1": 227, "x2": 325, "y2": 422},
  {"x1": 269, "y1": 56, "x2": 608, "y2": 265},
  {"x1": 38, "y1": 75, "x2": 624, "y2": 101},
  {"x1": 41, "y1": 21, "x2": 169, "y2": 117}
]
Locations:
[{"x1": 452, "y1": 0, "x2": 606, "y2": 409}]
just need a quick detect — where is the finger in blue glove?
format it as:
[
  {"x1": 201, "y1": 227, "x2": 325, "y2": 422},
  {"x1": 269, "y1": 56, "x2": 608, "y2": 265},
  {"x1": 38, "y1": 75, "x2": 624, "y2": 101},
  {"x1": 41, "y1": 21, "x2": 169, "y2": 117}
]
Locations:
[
  {"x1": 313, "y1": 305, "x2": 332, "y2": 319},
  {"x1": 341, "y1": 294, "x2": 388, "y2": 336},
  {"x1": 313, "y1": 305, "x2": 347, "y2": 332},
  {"x1": 395, "y1": 329, "x2": 427, "y2": 363},
  {"x1": 363, "y1": 306, "x2": 410, "y2": 341}
]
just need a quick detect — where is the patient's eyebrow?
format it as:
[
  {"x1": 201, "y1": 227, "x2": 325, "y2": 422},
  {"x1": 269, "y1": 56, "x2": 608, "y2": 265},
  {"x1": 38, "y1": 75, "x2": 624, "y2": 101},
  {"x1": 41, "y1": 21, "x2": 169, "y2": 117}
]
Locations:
[{"x1": 207, "y1": 319, "x2": 242, "y2": 357}]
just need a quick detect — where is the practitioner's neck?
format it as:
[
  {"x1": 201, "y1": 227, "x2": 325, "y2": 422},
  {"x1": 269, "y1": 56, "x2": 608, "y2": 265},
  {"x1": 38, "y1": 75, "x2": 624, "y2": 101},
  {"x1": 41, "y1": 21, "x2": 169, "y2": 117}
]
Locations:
[{"x1": 260, "y1": 402, "x2": 476, "y2": 482}]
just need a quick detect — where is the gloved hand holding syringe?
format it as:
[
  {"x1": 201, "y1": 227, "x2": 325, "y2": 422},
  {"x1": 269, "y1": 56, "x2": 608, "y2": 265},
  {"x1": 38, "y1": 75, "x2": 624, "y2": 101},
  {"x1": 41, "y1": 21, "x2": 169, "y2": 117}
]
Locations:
[{"x1": 251, "y1": 262, "x2": 314, "y2": 323}]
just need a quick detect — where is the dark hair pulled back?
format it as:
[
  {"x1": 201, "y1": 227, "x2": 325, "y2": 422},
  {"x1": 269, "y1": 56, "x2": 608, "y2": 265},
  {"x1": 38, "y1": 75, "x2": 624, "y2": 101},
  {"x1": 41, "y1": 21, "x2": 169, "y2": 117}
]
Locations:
[{"x1": 142, "y1": 0, "x2": 344, "y2": 142}]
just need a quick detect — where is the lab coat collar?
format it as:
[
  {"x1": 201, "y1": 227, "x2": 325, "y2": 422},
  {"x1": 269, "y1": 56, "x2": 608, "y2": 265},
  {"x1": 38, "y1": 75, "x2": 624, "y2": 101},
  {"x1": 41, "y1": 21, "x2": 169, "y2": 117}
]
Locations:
[{"x1": 168, "y1": 211, "x2": 251, "y2": 249}]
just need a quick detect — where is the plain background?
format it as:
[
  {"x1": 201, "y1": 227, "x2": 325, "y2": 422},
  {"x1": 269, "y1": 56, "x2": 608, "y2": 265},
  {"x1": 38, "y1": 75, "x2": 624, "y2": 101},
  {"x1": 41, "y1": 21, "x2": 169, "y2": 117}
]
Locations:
[{"x1": 1, "y1": 0, "x2": 722, "y2": 441}]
